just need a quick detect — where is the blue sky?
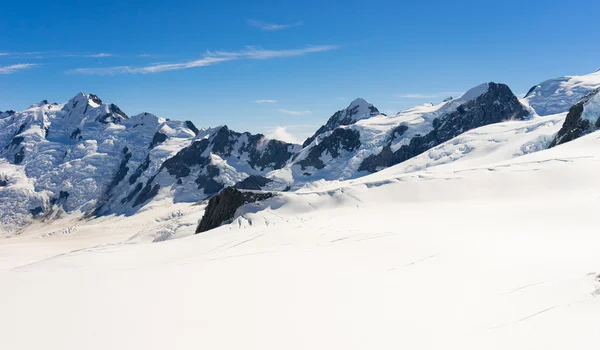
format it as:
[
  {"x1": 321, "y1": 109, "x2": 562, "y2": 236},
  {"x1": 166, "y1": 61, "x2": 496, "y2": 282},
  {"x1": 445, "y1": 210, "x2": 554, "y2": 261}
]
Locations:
[{"x1": 1, "y1": 0, "x2": 600, "y2": 143}]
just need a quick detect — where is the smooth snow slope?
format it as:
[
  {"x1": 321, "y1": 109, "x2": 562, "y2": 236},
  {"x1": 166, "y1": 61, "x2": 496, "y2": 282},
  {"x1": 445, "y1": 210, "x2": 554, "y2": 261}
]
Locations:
[{"x1": 1, "y1": 125, "x2": 600, "y2": 349}]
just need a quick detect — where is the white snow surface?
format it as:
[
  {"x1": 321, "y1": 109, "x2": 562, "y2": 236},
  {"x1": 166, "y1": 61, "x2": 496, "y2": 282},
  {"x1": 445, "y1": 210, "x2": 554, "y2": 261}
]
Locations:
[
  {"x1": 2, "y1": 77, "x2": 600, "y2": 348},
  {"x1": 523, "y1": 69, "x2": 600, "y2": 116},
  {"x1": 1, "y1": 124, "x2": 600, "y2": 349}
]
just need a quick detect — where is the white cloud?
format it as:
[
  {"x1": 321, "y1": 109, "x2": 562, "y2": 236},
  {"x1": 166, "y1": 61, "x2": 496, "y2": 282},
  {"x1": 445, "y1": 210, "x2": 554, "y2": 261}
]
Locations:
[
  {"x1": 0, "y1": 52, "x2": 9, "y2": 56},
  {"x1": 208, "y1": 45, "x2": 339, "y2": 60},
  {"x1": 0, "y1": 63, "x2": 39, "y2": 74},
  {"x1": 278, "y1": 109, "x2": 312, "y2": 116},
  {"x1": 67, "y1": 56, "x2": 234, "y2": 75},
  {"x1": 86, "y1": 53, "x2": 112, "y2": 58},
  {"x1": 139, "y1": 54, "x2": 152, "y2": 57},
  {"x1": 247, "y1": 19, "x2": 303, "y2": 31},
  {"x1": 255, "y1": 99, "x2": 277, "y2": 104},
  {"x1": 265, "y1": 124, "x2": 319, "y2": 144},
  {"x1": 267, "y1": 126, "x2": 301, "y2": 144},
  {"x1": 66, "y1": 45, "x2": 339, "y2": 75}
]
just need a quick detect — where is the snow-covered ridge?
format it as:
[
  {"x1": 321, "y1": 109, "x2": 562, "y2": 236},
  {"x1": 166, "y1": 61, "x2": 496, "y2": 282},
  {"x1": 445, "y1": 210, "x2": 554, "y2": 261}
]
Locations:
[
  {"x1": 3, "y1": 69, "x2": 600, "y2": 233},
  {"x1": 0, "y1": 93, "x2": 298, "y2": 232},
  {"x1": 523, "y1": 70, "x2": 600, "y2": 116},
  {"x1": 264, "y1": 81, "x2": 527, "y2": 189},
  {"x1": 302, "y1": 97, "x2": 379, "y2": 147}
]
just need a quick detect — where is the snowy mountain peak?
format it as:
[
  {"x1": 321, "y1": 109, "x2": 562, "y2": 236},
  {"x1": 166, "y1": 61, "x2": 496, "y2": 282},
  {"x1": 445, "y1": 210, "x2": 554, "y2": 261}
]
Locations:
[
  {"x1": 348, "y1": 97, "x2": 369, "y2": 108},
  {"x1": 457, "y1": 82, "x2": 490, "y2": 103},
  {"x1": 28, "y1": 100, "x2": 50, "y2": 109},
  {"x1": 302, "y1": 98, "x2": 379, "y2": 147},
  {"x1": 523, "y1": 69, "x2": 600, "y2": 116},
  {"x1": 347, "y1": 97, "x2": 378, "y2": 114}
]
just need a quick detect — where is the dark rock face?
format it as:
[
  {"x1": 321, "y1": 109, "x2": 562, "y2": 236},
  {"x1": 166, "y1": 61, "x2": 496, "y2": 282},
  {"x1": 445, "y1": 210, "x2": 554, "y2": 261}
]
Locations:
[
  {"x1": 359, "y1": 83, "x2": 527, "y2": 172},
  {"x1": 303, "y1": 100, "x2": 379, "y2": 148},
  {"x1": 133, "y1": 181, "x2": 160, "y2": 207},
  {"x1": 29, "y1": 206, "x2": 44, "y2": 217},
  {"x1": 14, "y1": 147, "x2": 25, "y2": 164},
  {"x1": 96, "y1": 103, "x2": 128, "y2": 124},
  {"x1": 0, "y1": 177, "x2": 8, "y2": 187},
  {"x1": 88, "y1": 94, "x2": 103, "y2": 105},
  {"x1": 129, "y1": 155, "x2": 151, "y2": 185},
  {"x1": 122, "y1": 182, "x2": 143, "y2": 204},
  {"x1": 109, "y1": 103, "x2": 128, "y2": 119},
  {"x1": 550, "y1": 90, "x2": 600, "y2": 147},
  {"x1": 298, "y1": 128, "x2": 361, "y2": 170},
  {"x1": 388, "y1": 124, "x2": 409, "y2": 143},
  {"x1": 104, "y1": 148, "x2": 132, "y2": 196},
  {"x1": 70, "y1": 128, "x2": 81, "y2": 140},
  {"x1": 50, "y1": 191, "x2": 70, "y2": 206},
  {"x1": 15, "y1": 124, "x2": 26, "y2": 135},
  {"x1": 195, "y1": 164, "x2": 224, "y2": 195},
  {"x1": 149, "y1": 132, "x2": 168, "y2": 149},
  {"x1": 195, "y1": 187, "x2": 274, "y2": 233},
  {"x1": 161, "y1": 139, "x2": 211, "y2": 178},
  {"x1": 246, "y1": 139, "x2": 294, "y2": 171},
  {"x1": 211, "y1": 126, "x2": 235, "y2": 155},
  {"x1": 234, "y1": 175, "x2": 273, "y2": 190},
  {"x1": 185, "y1": 120, "x2": 200, "y2": 135},
  {"x1": 9, "y1": 136, "x2": 24, "y2": 148}
]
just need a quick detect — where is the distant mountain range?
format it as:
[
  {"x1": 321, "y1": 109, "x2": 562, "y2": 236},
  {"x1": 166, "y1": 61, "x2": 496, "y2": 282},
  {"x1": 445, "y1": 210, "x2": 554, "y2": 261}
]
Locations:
[{"x1": 2, "y1": 69, "x2": 600, "y2": 232}]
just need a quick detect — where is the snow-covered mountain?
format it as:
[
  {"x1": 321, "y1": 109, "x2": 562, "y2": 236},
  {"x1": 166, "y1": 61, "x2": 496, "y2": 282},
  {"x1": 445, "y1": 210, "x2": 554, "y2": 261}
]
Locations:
[
  {"x1": 3, "y1": 69, "x2": 600, "y2": 234},
  {"x1": 4, "y1": 69, "x2": 600, "y2": 349},
  {"x1": 261, "y1": 82, "x2": 527, "y2": 190},
  {"x1": 549, "y1": 89, "x2": 600, "y2": 147},
  {"x1": 523, "y1": 69, "x2": 600, "y2": 116},
  {"x1": 3, "y1": 104, "x2": 600, "y2": 350},
  {"x1": 0, "y1": 93, "x2": 298, "y2": 231}
]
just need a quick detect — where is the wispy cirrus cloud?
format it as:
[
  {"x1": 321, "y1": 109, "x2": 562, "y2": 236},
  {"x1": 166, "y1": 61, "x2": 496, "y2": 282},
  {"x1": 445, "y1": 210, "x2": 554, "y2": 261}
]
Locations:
[
  {"x1": 85, "y1": 53, "x2": 112, "y2": 58},
  {"x1": 0, "y1": 63, "x2": 40, "y2": 74},
  {"x1": 247, "y1": 19, "x2": 303, "y2": 31},
  {"x1": 278, "y1": 109, "x2": 312, "y2": 116},
  {"x1": 66, "y1": 45, "x2": 339, "y2": 75},
  {"x1": 255, "y1": 99, "x2": 277, "y2": 104}
]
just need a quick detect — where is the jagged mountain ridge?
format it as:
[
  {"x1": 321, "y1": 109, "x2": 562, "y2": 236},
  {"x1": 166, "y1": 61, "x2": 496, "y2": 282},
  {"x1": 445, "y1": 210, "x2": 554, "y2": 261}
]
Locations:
[
  {"x1": 261, "y1": 82, "x2": 528, "y2": 190},
  {"x1": 3, "y1": 69, "x2": 600, "y2": 232},
  {"x1": 0, "y1": 93, "x2": 299, "y2": 231}
]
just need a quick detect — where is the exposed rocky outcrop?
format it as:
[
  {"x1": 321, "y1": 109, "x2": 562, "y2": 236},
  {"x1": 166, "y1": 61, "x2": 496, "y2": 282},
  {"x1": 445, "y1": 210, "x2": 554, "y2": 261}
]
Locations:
[
  {"x1": 161, "y1": 139, "x2": 211, "y2": 178},
  {"x1": 195, "y1": 187, "x2": 274, "y2": 233},
  {"x1": 234, "y1": 175, "x2": 273, "y2": 190},
  {"x1": 303, "y1": 98, "x2": 378, "y2": 147},
  {"x1": 149, "y1": 131, "x2": 168, "y2": 149},
  {"x1": 550, "y1": 90, "x2": 600, "y2": 147},
  {"x1": 298, "y1": 128, "x2": 361, "y2": 170},
  {"x1": 130, "y1": 125, "x2": 299, "y2": 205},
  {"x1": 359, "y1": 83, "x2": 527, "y2": 172},
  {"x1": 185, "y1": 120, "x2": 200, "y2": 135},
  {"x1": 210, "y1": 126, "x2": 297, "y2": 170}
]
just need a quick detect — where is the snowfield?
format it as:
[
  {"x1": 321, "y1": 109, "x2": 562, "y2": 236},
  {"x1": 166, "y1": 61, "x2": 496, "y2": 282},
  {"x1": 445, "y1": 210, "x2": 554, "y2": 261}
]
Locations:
[{"x1": 1, "y1": 121, "x2": 600, "y2": 349}]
